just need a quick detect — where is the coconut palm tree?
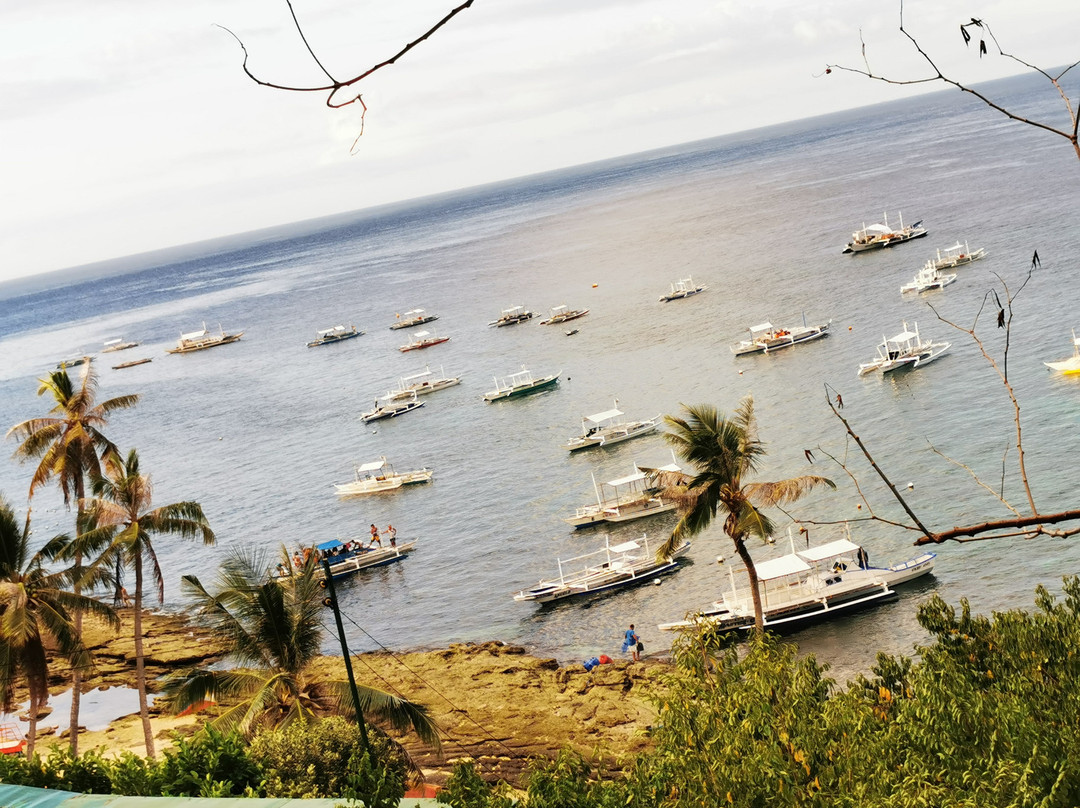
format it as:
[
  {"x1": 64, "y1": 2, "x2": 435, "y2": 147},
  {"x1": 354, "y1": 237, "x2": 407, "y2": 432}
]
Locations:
[
  {"x1": 0, "y1": 496, "x2": 117, "y2": 757},
  {"x1": 161, "y1": 548, "x2": 441, "y2": 751},
  {"x1": 659, "y1": 397, "x2": 835, "y2": 633},
  {"x1": 77, "y1": 448, "x2": 214, "y2": 758},
  {"x1": 7, "y1": 359, "x2": 138, "y2": 752}
]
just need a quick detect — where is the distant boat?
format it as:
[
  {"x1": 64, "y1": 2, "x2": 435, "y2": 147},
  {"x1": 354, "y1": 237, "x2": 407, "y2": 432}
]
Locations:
[
  {"x1": 566, "y1": 402, "x2": 660, "y2": 452},
  {"x1": 539, "y1": 305, "x2": 589, "y2": 325},
  {"x1": 659, "y1": 277, "x2": 706, "y2": 302},
  {"x1": 361, "y1": 390, "x2": 425, "y2": 423},
  {"x1": 387, "y1": 365, "x2": 461, "y2": 399},
  {"x1": 565, "y1": 329, "x2": 579, "y2": 336},
  {"x1": 389, "y1": 309, "x2": 439, "y2": 330},
  {"x1": 112, "y1": 357, "x2": 153, "y2": 370},
  {"x1": 399, "y1": 329, "x2": 450, "y2": 352},
  {"x1": 931, "y1": 241, "x2": 987, "y2": 270},
  {"x1": 858, "y1": 321, "x2": 950, "y2": 375},
  {"x1": 102, "y1": 337, "x2": 140, "y2": 353},
  {"x1": 307, "y1": 324, "x2": 363, "y2": 347},
  {"x1": 166, "y1": 323, "x2": 243, "y2": 354},
  {"x1": 1044, "y1": 330, "x2": 1080, "y2": 374},
  {"x1": 731, "y1": 318, "x2": 831, "y2": 356},
  {"x1": 488, "y1": 305, "x2": 534, "y2": 327},
  {"x1": 564, "y1": 463, "x2": 680, "y2": 528},
  {"x1": 277, "y1": 539, "x2": 417, "y2": 582},
  {"x1": 900, "y1": 262, "x2": 957, "y2": 294},
  {"x1": 333, "y1": 457, "x2": 433, "y2": 497},
  {"x1": 482, "y1": 365, "x2": 559, "y2": 401},
  {"x1": 56, "y1": 355, "x2": 92, "y2": 370},
  {"x1": 842, "y1": 212, "x2": 927, "y2": 254}
]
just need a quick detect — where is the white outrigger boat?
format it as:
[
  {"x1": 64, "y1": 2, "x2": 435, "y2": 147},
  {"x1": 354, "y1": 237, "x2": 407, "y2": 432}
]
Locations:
[
  {"x1": 387, "y1": 366, "x2": 461, "y2": 400},
  {"x1": 566, "y1": 402, "x2": 660, "y2": 452},
  {"x1": 900, "y1": 261, "x2": 957, "y2": 294},
  {"x1": 513, "y1": 534, "x2": 691, "y2": 604},
  {"x1": 488, "y1": 305, "x2": 534, "y2": 327},
  {"x1": 166, "y1": 323, "x2": 243, "y2": 354},
  {"x1": 483, "y1": 365, "x2": 560, "y2": 401},
  {"x1": 102, "y1": 337, "x2": 140, "y2": 353},
  {"x1": 1045, "y1": 330, "x2": 1080, "y2": 374},
  {"x1": 540, "y1": 305, "x2": 590, "y2": 325},
  {"x1": 659, "y1": 277, "x2": 707, "y2": 301},
  {"x1": 389, "y1": 309, "x2": 439, "y2": 330},
  {"x1": 307, "y1": 324, "x2": 363, "y2": 347},
  {"x1": 399, "y1": 329, "x2": 450, "y2": 352},
  {"x1": 842, "y1": 212, "x2": 927, "y2": 254},
  {"x1": 333, "y1": 457, "x2": 433, "y2": 497},
  {"x1": 731, "y1": 318, "x2": 831, "y2": 356},
  {"x1": 931, "y1": 241, "x2": 986, "y2": 270},
  {"x1": 564, "y1": 464, "x2": 680, "y2": 528},
  {"x1": 361, "y1": 390, "x2": 425, "y2": 422},
  {"x1": 658, "y1": 531, "x2": 936, "y2": 635},
  {"x1": 857, "y1": 321, "x2": 950, "y2": 375}
]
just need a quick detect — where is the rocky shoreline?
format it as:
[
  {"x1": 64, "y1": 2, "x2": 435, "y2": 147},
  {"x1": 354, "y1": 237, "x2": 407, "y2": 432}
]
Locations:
[{"x1": 40, "y1": 610, "x2": 662, "y2": 787}]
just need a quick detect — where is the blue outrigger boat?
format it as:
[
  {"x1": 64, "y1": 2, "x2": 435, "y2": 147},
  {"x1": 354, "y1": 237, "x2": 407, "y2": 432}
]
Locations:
[{"x1": 310, "y1": 539, "x2": 416, "y2": 581}]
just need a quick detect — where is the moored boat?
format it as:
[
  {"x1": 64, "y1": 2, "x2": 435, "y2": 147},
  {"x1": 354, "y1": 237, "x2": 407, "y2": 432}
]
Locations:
[
  {"x1": 387, "y1": 365, "x2": 461, "y2": 399},
  {"x1": 659, "y1": 277, "x2": 707, "y2": 301},
  {"x1": 564, "y1": 464, "x2": 680, "y2": 528},
  {"x1": 857, "y1": 321, "x2": 950, "y2": 375},
  {"x1": 483, "y1": 365, "x2": 560, "y2": 401},
  {"x1": 842, "y1": 212, "x2": 927, "y2": 254},
  {"x1": 900, "y1": 262, "x2": 958, "y2": 294},
  {"x1": 932, "y1": 241, "x2": 987, "y2": 270},
  {"x1": 307, "y1": 324, "x2": 363, "y2": 347},
  {"x1": 361, "y1": 390, "x2": 425, "y2": 422},
  {"x1": 277, "y1": 539, "x2": 417, "y2": 582},
  {"x1": 731, "y1": 318, "x2": 831, "y2": 356},
  {"x1": 1044, "y1": 330, "x2": 1080, "y2": 374},
  {"x1": 540, "y1": 305, "x2": 589, "y2": 325},
  {"x1": 166, "y1": 323, "x2": 243, "y2": 354},
  {"x1": 488, "y1": 305, "x2": 534, "y2": 327},
  {"x1": 513, "y1": 534, "x2": 691, "y2": 604},
  {"x1": 399, "y1": 329, "x2": 450, "y2": 352},
  {"x1": 566, "y1": 402, "x2": 660, "y2": 451},
  {"x1": 333, "y1": 457, "x2": 433, "y2": 497},
  {"x1": 389, "y1": 309, "x2": 439, "y2": 330},
  {"x1": 112, "y1": 357, "x2": 153, "y2": 370},
  {"x1": 102, "y1": 337, "x2": 140, "y2": 353},
  {"x1": 56, "y1": 355, "x2": 92, "y2": 369},
  {"x1": 658, "y1": 532, "x2": 936, "y2": 635}
]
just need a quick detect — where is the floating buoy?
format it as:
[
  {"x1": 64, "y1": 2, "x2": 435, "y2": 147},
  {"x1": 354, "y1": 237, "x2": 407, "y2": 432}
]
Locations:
[
  {"x1": 592, "y1": 283, "x2": 598, "y2": 288},
  {"x1": 907, "y1": 482, "x2": 914, "y2": 489},
  {"x1": 848, "y1": 326, "x2": 853, "y2": 331}
]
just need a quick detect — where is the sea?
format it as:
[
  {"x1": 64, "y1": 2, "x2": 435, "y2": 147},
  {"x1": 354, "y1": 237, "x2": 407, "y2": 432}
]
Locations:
[{"x1": 3, "y1": 70, "x2": 1080, "y2": 684}]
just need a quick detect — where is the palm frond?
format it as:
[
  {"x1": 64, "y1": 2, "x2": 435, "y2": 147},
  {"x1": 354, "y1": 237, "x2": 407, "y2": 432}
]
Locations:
[{"x1": 745, "y1": 475, "x2": 836, "y2": 507}]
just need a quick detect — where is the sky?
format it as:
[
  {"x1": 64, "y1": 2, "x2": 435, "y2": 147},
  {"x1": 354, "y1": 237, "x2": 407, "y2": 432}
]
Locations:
[{"x1": 3, "y1": 0, "x2": 1078, "y2": 284}]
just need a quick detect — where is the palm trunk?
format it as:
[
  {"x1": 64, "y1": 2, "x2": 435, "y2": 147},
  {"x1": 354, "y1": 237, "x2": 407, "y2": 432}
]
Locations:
[
  {"x1": 26, "y1": 692, "x2": 39, "y2": 759},
  {"x1": 733, "y1": 536, "x2": 765, "y2": 635},
  {"x1": 68, "y1": 483, "x2": 86, "y2": 755},
  {"x1": 134, "y1": 553, "x2": 155, "y2": 758}
]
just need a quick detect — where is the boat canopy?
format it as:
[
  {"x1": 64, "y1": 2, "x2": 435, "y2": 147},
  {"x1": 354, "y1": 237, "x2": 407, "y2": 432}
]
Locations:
[
  {"x1": 357, "y1": 459, "x2": 388, "y2": 472},
  {"x1": 402, "y1": 367, "x2": 434, "y2": 382},
  {"x1": 317, "y1": 539, "x2": 345, "y2": 552},
  {"x1": 609, "y1": 540, "x2": 642, "y2": 554},
  {"x1": 888, "y1": 330, "x2": 918, "y2": 343},
  {"x1": 403, "y1": 308, "x2": 424, "y2": 316},
  {"x1": 755, "y1": 554, "x2": 812, "y2": 581},
  {"x1": 797, "y1": 538, "x2": 862, "y2": 563},
  {"x1": 413, "y1": 330, "x2": 430, "y2": 338},
  {"x1": 606, "y1": 468, "x2": 648, "y2": 487},
  {"x1": 104, "y1": 338, "x2": 123, "y2": 346},
  {"x1": 749, "y1": 322, "x2": 774, "y2": 334},
  {"x1": 180, "y1": 329, "x2": 209, "y2": 340},
  {"x1": 317, "y1": 325, "x2": 347, "y2": 336},
  {"x1": 585, "y1": 408, "x2": 623, "y2": 423}
]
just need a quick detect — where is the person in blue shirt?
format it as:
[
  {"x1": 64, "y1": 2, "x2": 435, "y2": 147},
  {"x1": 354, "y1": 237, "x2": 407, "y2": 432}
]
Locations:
[{"x1": 622, "y1": 624, "x2": 640, "y2": 661}]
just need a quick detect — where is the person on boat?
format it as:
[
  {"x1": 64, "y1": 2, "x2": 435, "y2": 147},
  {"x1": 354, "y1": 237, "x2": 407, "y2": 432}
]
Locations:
[
  {"x1": 292, "y1": 551, "x2": 303, "y2": 569},
  {"x1": 622, "y1": 624, "x2": 640, "y2": 662},
  {"x1": 386, "y1": 524, "x2": 397, "y2": 547},
  {"x1": 369, "y1": 523, "x2": 382, "y2": 548},
  {"x1": 857, "y1": 546, "x2": 870, "y2": 569}
]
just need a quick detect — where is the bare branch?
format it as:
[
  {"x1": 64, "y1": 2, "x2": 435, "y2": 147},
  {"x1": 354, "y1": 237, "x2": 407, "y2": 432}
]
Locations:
[{"x1": 926, "y1": 439, "x2": 1022, "y2": 517}]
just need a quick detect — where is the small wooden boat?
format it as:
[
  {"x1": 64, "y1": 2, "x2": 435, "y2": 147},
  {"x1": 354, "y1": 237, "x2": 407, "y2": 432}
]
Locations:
[
  {"x1": 482, "y1": 365, "x2": 560, "y2": 401},
  {"x1": 56, "y1": 355, "x2": 92, "y2": 369},
  {"x1": 931, "y1": 241, "x2": 987, "y2": 270},
  {"x1": 564, "y1": 463, "x2": 680, "y2": 528},
  {"x1": 513, "y1": 534, "x2": 690, "y2": 604},
  {"x1": 540, "y1": 305, "x2": 589, "y2": 325},
  {"x1": 732, "y1": 319, "x2": 831, "y2": 356},
  {"x1": 399, "y1": 330, "x2": 450, "y2": 352},
  {"x1": 387, "y1": 366, "x2": 461, "y2": 399},
  {"x1": 166, "y1": 324, "x2": 243, "y2": 354},
  {"x1": 566, "y1": 402, "x2": 660, "y2": 452},
  {"x1": 102, "y1": 337, "x2": 140, "y2": 353},
  {"x1": 659, "y1": 277, "x2": 706, "y2": 301},
  {"x1": 333, "y1": 457, "x2": 433, "y2": 497},
  {"x1": 307, "y1": 324, "x2": 363, "y2": 347},
  {"x1": 361, "y1": 391, "x2": 425, "y2": 422},
  {"x1": 389, "y1": 309, "x2": 439, "y2": 330},
  {"x1": 112, "y1": 358, "x2": 153, "y2": 370},
  {"x1": 842, "y1": 212, "x2": 928, "y2": 254},
  {"x1": 488, "y1": 305, "x2": 534, "y2": 327},
  {"x1": 276, "y1": 539, "x2": 417, "y2": 582},
  {"x1": 0, "y1": 724, "x2": 26, "y2": 756}
]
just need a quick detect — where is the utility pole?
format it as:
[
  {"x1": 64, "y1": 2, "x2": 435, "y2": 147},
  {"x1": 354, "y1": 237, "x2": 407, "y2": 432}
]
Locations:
[{"x1": 321, "y1": 560, "x2": 370, "y2": 753}]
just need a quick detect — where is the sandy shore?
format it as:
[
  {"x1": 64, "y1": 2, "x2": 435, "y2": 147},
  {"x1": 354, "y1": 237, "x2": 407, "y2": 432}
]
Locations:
[{"x1": 34, "y1": 610, "x2": 661, "y2": 787}]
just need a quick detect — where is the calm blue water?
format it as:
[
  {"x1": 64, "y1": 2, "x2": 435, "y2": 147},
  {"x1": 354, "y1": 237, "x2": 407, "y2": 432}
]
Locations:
[{"x1": 3, "y1": 71, "x2": 1080, "y2": 680}]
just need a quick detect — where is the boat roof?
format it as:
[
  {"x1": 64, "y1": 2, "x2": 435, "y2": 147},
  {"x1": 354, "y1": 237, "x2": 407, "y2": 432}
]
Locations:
[
  {"x1": 749, "y1": 322, "x2": 774, "y2": 334},
  {"x1": 404, "y1": 308, "x2": 425, "y2": 315},
  {"x1": 357, "y1": 459, "x2": 388, "y2": 472},
  {"x1": 413, "y1": 330, "x2": 431, "y2": 338},
  {"x1": 608, "y1": 539, "x2": 642, "y2": 553},
  {"x1": 863, "y1": 223, "x2": 892, "y2": 234},
  {"x1": 402, "y1": 367, "x2": 434, "y2": 381},
  {"x1": 317, "y1": 539, "x2": 345, "y2": 551},
  {"x1": 180, "y1": 329, "x2": 209, "y2": 340},
  {"x1": 551, "y1": 304, "x2": 568, "y2": 313},
  {"x1": 103, "y1": 338, "x2": 124, "y2": 345},
  {"x1": 796, "y1": 538, "x2": 862, "y2": 562},
  {"x1": 584, "y1": 408, "x2": 623, "y2": 423},
  {"x1": 887, "y1": 329, "x2": 918, "y2": 343},
  {"x1": 502, "y1": 305, "x2": 525, "y2": 314},
  {"x1": 606, "y1": 468, "x2": 647, "y2": 487},
  {"x1": 756, "y1": 553, "x2": 812, "y2": 580},
  {"x1": 317, "y1": 325, "x2": 348, "y2": 335}
]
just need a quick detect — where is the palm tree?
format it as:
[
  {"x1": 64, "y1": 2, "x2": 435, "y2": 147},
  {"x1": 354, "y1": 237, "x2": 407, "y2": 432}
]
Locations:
[
  {"x1": 161, "y1": 548, "x2": 441, "y2": 751},
  {"x1": 7, "y1": 359, "x2": 138, "y2": 752},
  {"x1": 659, "y1": 397, "x2": 835, "y2": 633},
  {"x1": 0, "y1": 496, "x2": 118, "y2": 757},
  {"x1": 77, "y1": 448, "x2": 214, "y2": 758}
]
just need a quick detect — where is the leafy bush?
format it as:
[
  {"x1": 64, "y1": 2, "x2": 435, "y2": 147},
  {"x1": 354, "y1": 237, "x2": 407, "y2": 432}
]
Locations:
[{"x1": 156, "y1": 725, "x2": 263, "y2": 796}]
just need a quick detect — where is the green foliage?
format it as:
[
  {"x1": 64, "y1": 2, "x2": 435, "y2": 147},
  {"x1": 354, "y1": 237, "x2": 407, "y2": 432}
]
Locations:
[
  {"x1": 339, "y1": 750, "x2": 406, "y2": 808},
  {"x1": 524, "y1": 750, "x2": 625, "y2": 808},
  {"x1": 249, "y1": 715, "x2": 407, "y2": 800},
  {"x1": 155, "y1": 725, "x2": 263, "y2": 796},
  {"x1": 438, "y1": 761, "x2": 516, "y2": 808}
]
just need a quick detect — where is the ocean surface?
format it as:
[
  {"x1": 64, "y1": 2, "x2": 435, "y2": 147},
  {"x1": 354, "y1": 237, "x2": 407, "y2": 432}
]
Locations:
[{"x1": 3, "y1": 71, "x2": 1080, "y2": 683}]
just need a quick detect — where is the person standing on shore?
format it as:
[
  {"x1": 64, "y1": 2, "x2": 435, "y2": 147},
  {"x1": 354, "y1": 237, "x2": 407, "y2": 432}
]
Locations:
[{"x1": 622, "y1": 624, "x2": 640, "y2": 662}]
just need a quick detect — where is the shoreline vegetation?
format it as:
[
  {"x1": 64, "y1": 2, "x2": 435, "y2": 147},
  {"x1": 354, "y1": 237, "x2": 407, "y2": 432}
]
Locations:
[{"x1": 32, "y1": 609, "x2": 659, "y2": 788}]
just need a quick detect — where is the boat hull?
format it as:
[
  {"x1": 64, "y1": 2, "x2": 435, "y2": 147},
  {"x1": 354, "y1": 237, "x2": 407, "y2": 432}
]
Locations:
[
  {"x1": 361, "y1": 401, "x2": 425, "y2": 422},
  {"x1": 566, "y1": 420, "x2": 659, "y2": 452},
  {"x1": 167, "y1": 333, "x2": 243, "y2": 354},
  {"x1": 399, "y1": 337, "x2": 451, "y2": 352},
  {"x1": 318, "y1": 542, "x2": 416, "y2": 580},
  {"x1": 389, "y1": 316, "x2": 438, "y2": 330},
  {"x1": 483, "y1": 374, "x2": 560, "y2": 401},
  {"x1": 307, "y1": 331, "x2": 363, "y2": 347},
  {"x1": 732, "y1": 325, "x2": 830, "y2": 356},
  {"x1": 540, "y1": 309, "x2": 589, "y2": 325}
]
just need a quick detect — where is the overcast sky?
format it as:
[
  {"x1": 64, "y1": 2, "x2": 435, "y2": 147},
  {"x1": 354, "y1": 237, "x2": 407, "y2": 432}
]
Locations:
[{"x1": 3, "y1": 0, "x2": 1077, "y2": 284}]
